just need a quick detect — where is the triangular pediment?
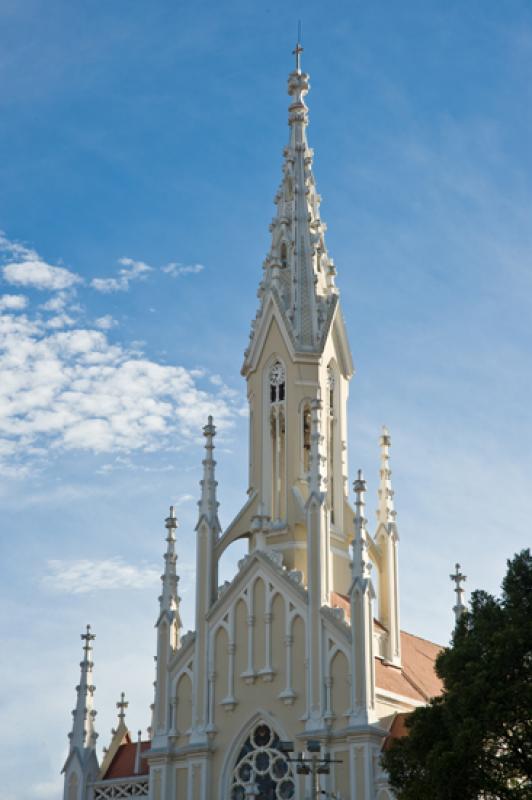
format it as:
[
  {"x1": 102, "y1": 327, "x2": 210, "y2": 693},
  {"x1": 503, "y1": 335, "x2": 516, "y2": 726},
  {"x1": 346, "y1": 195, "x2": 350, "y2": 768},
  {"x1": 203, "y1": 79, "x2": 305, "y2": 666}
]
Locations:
[
  {"x1": 206, "y1": 548, "x2": 308, "y2": 627},
  {"x1": 242, "y1": 290, "x2": 300, "y2": 376}
]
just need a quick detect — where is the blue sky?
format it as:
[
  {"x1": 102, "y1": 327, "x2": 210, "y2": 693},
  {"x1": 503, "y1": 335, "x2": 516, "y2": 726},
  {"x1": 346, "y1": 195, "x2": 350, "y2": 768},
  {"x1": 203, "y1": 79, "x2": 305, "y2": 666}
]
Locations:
[{"x1": 1, "y1": 1, "x2": 532, "y2": 797}]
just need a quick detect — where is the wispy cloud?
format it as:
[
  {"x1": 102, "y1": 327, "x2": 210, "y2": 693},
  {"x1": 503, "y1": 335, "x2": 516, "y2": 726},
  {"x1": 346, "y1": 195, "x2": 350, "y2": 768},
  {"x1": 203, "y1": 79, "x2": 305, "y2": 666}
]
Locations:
[
  {"x1": 0, "y1": 232, "x2": 82, "y2": 291},
  {"x1": 94, "y1": 314, "x2": 118, "y2": 330},
  {"x1": 41, "y1": 557, "x2": 160, "y2": 593},
  {"x1": 161, "y1": 262, "x2": 204, "y2": 277},
  {"x1": 90, "y1": 257, "x2": 152, "y2": 293}
]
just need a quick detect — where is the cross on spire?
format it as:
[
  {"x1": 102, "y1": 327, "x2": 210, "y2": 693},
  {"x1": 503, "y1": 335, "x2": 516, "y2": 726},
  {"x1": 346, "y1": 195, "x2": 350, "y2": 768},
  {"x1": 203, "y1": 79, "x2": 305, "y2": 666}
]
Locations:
[
  {"x1": 116, "y1": 691, "x2": 128, "y2": 724},
  {"x1": 450, "y1": 562, "x2": 467, "y2": 623},
  {"x1": 81, "y1": 624, "x2": 95, "y2": 657},
  {"x1": 292, "y1": 20, "x2": 303, "y2": 72}
]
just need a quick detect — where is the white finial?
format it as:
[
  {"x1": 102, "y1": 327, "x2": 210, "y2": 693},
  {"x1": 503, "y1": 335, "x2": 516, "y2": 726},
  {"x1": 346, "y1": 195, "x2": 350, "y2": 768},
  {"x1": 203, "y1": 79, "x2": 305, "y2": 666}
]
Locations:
[
  {"x1": 158, "y1": 506, "x2": 181, "y2": 645},
  {"x1": 116, "y1": 691, "x2": 128, "y2": 725},
  {"x1": 377, "y1": 425, "x2": 396, "y2": 526},
  {"x1": 450, "y1": 563, "x2": 467, "y2": 623},
  {"x1": 134, "y1": 730, "x2": 142, "y2": 774},
  {"x1": 353, "y1": 470, "x2": 372, "y2": 580},
  {"x1": 308, "y1": 397, "x2": 324, "y2": 495},
  {"x1": 197, "y1": 416, "x2": 221, "y2": 533}
]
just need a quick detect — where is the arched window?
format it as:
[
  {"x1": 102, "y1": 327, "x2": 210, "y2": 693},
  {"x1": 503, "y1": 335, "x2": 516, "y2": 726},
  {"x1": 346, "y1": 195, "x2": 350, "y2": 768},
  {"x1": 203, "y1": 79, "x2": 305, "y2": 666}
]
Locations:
[
  {"x1": 269, "y1": 361, "x2": 286, "y2": 521},
  {"x1": 327, "y1": 365, "x2": 336, "y2": 525},
  {"x1": 231, "y1": 722, "x2": 295, "y2": 799}
]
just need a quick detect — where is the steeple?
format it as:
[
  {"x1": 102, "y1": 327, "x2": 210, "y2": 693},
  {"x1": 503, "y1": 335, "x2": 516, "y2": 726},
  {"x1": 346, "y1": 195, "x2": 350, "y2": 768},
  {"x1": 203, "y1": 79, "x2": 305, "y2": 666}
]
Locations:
[
  {"x1": 245, "y1": 40, "x2": 339, "y2": 360},
  {"x1": 450, "y1": 563, "x2": 467, "y2": 623},
  {"x1": 69, "y1": 625, "x2": 98, "y2": 753}
]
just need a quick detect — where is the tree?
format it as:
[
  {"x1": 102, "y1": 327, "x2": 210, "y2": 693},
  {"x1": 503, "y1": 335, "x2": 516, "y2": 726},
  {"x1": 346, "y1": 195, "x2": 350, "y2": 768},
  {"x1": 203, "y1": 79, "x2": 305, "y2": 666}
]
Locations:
[{"x1": 382, "y1": 550, "x2": 532, "y2": 800}]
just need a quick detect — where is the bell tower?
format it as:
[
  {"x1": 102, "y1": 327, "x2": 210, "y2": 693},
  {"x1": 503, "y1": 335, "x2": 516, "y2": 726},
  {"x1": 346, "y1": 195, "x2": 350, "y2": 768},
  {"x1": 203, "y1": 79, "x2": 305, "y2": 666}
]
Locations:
[{"x1": 234, "y1": 43, "x2": 355, "y2": 597}]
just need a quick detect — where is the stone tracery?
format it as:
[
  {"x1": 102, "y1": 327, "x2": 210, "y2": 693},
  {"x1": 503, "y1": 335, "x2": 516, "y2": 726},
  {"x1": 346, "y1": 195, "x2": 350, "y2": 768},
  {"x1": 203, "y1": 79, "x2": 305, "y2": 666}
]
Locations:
[{"x1": 230, "y1": 723, "x2": 295, "y2": 800}]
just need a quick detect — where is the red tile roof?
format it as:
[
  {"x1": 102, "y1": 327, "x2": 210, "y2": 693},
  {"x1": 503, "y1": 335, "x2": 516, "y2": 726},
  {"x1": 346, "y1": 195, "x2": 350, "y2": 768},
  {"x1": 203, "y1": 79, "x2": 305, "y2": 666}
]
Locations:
[
  {"x1": 382, "y1": 712, "x2": 410, "y2": 750},
  {"x1": 103, "y1": 741, "x2": 150, "y2": 779},
  {"x1": 330, "y1": 591, "x2": 444, "y2": 702}
]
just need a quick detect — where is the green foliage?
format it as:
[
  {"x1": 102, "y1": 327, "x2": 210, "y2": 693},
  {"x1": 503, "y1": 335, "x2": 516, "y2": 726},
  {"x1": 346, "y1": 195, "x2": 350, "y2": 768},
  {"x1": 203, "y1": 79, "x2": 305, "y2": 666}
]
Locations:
[{"x1": 382, "y1": 550, "x2": 532, "y2": 800}]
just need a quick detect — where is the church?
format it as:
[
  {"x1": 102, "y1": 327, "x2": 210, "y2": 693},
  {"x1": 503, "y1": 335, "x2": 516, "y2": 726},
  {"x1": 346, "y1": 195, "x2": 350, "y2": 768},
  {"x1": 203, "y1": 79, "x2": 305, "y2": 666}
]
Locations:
[{"x1": 62, "y1": 45, "x2": 456, "y2": 800}]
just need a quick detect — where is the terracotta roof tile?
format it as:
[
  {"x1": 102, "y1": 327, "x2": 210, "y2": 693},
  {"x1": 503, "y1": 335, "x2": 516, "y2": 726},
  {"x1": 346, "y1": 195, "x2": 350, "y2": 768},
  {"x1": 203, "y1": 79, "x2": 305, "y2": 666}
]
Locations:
[
  {"x1": 329, "y1": 591, "x2": 444, "y2": 702},
  {"x1": 382, "y1": 712, "x2": 410, "y2": 750},
  {"x1": 103, "y1": 741, "x2": 150, "y2": 779}
]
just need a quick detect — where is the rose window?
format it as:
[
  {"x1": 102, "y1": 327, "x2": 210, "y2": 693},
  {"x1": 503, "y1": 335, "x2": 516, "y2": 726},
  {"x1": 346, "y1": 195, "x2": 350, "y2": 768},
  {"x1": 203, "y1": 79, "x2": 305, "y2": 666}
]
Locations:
[{"x1": 231, "y1": 723, "x2": 295, "y2": 799}]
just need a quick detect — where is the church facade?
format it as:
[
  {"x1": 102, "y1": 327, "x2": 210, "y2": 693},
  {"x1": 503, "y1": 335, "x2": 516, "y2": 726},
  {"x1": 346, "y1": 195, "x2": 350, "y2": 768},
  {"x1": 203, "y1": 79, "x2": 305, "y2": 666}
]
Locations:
[{"x1": 62, "y1": 47, "x2": 444, "y2": 800}]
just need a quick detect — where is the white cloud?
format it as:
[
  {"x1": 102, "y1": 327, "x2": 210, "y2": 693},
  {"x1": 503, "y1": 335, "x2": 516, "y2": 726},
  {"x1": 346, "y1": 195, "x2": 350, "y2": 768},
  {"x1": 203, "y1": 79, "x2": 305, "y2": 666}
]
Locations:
[
  {"x1": 0, "y1": 232, "x2": 82, "y2": 291},
  {"x1": 0, "y1": 294, "x2": 28, "y2": 311},
  {"x1": 0, "y1": 302, "x2": 240, "y2": 472},
  {"x1": 40, "y1": 292, "x2": 71, "y2": 312},
  {"x1": 3, "y1": 260, "x2": 82, "y2": 290},
  {"x1": 162, "y1": 262, "x2": 204, "y2": 277},
  {"x1": 91, "y1": 257, "x2": 153, "y2": 293},
  {"x1": 94, "y1": 314, "x2": 118, "y2": 330},
  {"x1": 41, "y1": 557, "x2": 160, "y2": 593},
  {"x1": 44, "y1": 313, "x2": 75, "y2": 329}
]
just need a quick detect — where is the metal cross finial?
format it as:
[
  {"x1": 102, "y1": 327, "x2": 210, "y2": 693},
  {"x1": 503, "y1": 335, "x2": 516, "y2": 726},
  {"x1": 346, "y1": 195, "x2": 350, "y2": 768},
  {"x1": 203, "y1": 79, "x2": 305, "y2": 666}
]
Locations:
[
  {"x1": 81, "y1": 624, "x2": 95, "y2": 655},
  {"x1": 293, "y1": 22, "x2": 303, "y2": 72},
  {"x1": 116, "y1": 691, "x2": 128, "y2": 723},
  {"x1": 450, "y1": 562, "x2": 466, "y2": 591},
  {"x1": 450, "y1": 562, "x2": 467, "y2": 623}
]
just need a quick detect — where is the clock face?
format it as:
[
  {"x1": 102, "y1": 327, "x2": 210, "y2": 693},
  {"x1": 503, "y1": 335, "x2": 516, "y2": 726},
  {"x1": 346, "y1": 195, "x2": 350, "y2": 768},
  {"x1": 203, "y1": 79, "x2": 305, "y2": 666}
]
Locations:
[{"x1": 270, "y1": 363, "x2": 285, "y2": 386}]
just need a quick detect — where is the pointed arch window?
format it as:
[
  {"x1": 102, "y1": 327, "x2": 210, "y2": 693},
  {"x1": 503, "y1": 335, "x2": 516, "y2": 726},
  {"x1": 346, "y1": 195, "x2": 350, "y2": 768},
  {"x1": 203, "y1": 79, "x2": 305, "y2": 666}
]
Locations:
[
  {"x1": 269, "y1": 361, "x2": 286, "y2": 522},
  {"x1": 230, "y1": 722, "x2": 295, "y2": 799}
]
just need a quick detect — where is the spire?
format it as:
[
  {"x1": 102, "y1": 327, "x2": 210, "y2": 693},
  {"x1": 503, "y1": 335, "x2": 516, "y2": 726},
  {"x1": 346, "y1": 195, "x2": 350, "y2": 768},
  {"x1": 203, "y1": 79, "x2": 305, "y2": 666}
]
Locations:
[
  {"x1": 377, "y1": 426, "x2": 397, "y2": 528},
  {"x1": 308, "y1": 396, "x2": 325, "y2": 497},
  {"x1": 248, "y1": 43, "x2": 339, "y2": 355},
  {"x1": 353, "y1": 471, "x2": 371, "y2": 580},
  {"x1": 374, "y1": 429, "x2": 401, "y2": 665},
  {"x1": 197, "y1": 416, "x2": 221, "y2": 534},
  {"x1": 159, "y1": 505, "x2": 181, "y2": 627},
  {"x1": 348, "y1": 471, "x2": 377, "y2": 725},
  {"x1": 69, "y1": 625, "x2": 98, "y2": 753},
  {"x1": 450, "y1": 563, "x2": 467, "y2": 623}
]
